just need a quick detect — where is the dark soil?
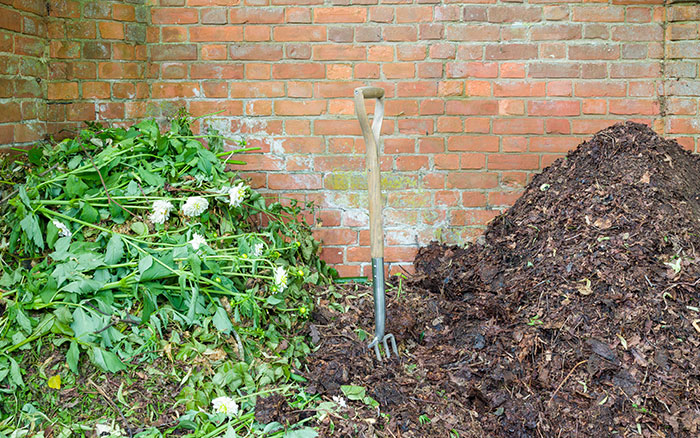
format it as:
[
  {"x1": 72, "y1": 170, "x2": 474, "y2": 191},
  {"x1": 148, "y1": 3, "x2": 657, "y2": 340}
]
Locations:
[{"x1": 304, "y1": 122, "x2": 700, "y2": 437}]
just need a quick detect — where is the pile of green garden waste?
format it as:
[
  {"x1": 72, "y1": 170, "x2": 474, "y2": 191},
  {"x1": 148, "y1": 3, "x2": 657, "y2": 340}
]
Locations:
[{"x1": 0, "y1": 114, "x2": 334, "y2": 438}]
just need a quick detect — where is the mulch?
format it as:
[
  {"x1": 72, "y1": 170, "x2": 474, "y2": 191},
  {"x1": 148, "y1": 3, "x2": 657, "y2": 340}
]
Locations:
[{"x1": 301, "y1": 122, "x2": 700, "y2": 437}]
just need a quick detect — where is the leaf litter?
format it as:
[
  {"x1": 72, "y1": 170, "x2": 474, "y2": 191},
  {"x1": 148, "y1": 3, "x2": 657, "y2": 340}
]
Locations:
[{"x1": 304, "y1": 122, "x2": 700, "y2": 437}]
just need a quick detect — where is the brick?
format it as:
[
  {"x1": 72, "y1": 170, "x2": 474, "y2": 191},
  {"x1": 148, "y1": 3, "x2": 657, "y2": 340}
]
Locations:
[
  {"x1": 67, "y1": 103, "x2": 96, "y2": 121},
  {"x1": 531, "y1": 24, "x2": 581, "y2": 40},
  {"x1": 230, "y1": 82, "x2": 285, "y2": 97},
  {"x1": 447, "y1": 62, "x2": 498, "y2": 78},
  {"x1": 83, "y1": 81, "x2": 110, "y2": 99},
  {"x1": 191, "y1": 64, "x2": 244, "y2": 79},
  {"x1": 113, "y1": 4, "x2": 135, "y2": 21},
  {"x1": 546, "y1": 119, "x2": 571, "y2": 134},
  {"x1": 429, "y1": 43, "x2": 455, "y2": 59},
  {"x1": 50, "y1": 40, "x2": 79, "y2": 59},
  {"x1": 434, "y1": 153, "x2": 461, "y2": 170},
  {"x1": 152, "y1": 44, "x2": 197, "y2": 60},
  {"x1": 445, "y1": 100, "x2": 498, "y2": 115},
  {"x1": 201, "y1": 8, "x2": 228, "y2": 24},
  {"x1": 383, "y1": 63, "x2": 414, "y2": 79},
  {"x1": 572, "y1": 6, "x2": 624, "y2": 22},
  {"x1": 151, "y1": 82, "x2": 200, "y2": 98},
  {"x1": 609, "y1": 99, "x2": 659, "y2": 115},
  {"x1": 0, "y1": 124, "x2": 12, "y2": 144},
  {"x1": 397, "y1": 81, "x2": 437, "y2": 97},
  {"x1": 460, "y1": 153, "x2": 486, "y2": 170},
  {"x1": 485, "y1": 44, "x2": 538, "y2": 60},
  {"x1": 447, "y1": 136, "x2": 499, "y2": 152},
  {"x1": 50, "y1": 1, "x2": 80, "y2": 18},
  {"x1": 385, "y1": 138, "x2": 414, "y2": 154},
  {"x1": 0, "y1": 8, "x2": 21, "y2": 32},
  {"x1": 435, "y1": 5, "x2": 460, "y2": 21},
  {"x1": 667, "y1": 118, "x2": 700, "y2": 135},
  {"x1": 528, "y1": 100, "x2": 580, "y2": 116},
  {"x1": 113, "y1": 43, "x2": 135, "y2": 60},
  {"x1": 572, "y1": 119, "x2": 619, "y2": 134},
  {"x1": 48, "y1": 82, "x2": 78, "y2": 100},
  {"x1": 269, "y1": 173, "x2": 322, "y2": 190},
  {"x1": 446, "y1": 172, "x2": 498, "y2": 189},
  {"x1": 493, "y1": 119, "x2": 544, "y2": 135},
  {"x1": 356, "y1": 26, "x2": 381, "y2": 42},
  {"x1": 152, "y1": 8, "x2": 198, "y2": 24},
  {"x1": 488, "y1": 5, "x2": 542, "y2": 23},
  {"x1": 190, "y1": 26, "x2": 243, "y2": 42},
  {"x1": 201, "y1": 81, "x2": 228, "y2": 98},
  {"x1": 398, "y1": 45, "x2": 427, "y2": 61},
  {"x1": 244, "y1": 25, "x2": 271, "y2": 41},
  {"x1": 418, "y1": 62, "x2": 443, "y2": 79},
  {"x1": 419, "y1": 23, "x2": 444, "y2": 40},
  {"x1": 499, "y1": 100, "x2": 525, "y2": 116},
  {"x1": 286, "y1": 7, "x2": 311, "y2": 23},
  {"x1": 314, "y1": 7, "x2": 366, "y2": 23},
  {"x1": 286, "y1": 44, "x2": 311, "y2": 59},
  {"x1": 611, "y1": 24, "x2": 663, "y2": 42},
  {"x1": 530, "y1": 137, "x2": 580, "y2": 153},
  {"x1": 162, "y1": 26, "x2": 188, "y2": 42},
  {"x1": 99, "y1": 22, "x2": 125, "y2": 40},
  {"x1": 569, "y1": 44, "x2": 619, "y2": 60},
  {"x1": 610, "y1": 62, "x2": 661, "y2": 78},
  {"x1": 202, "y1": 44, "x2": 227, "y2": 60},
  {"x1": 313, "y1": 45, "x2": 365, "y2": 61},
  {"x1": 273, "y1": 25, "x2": 326, "y2": 41},
  {"x1": 275, "y1": 100, "x2": 326, "y2": 116},
  {"x1": 287, "y1": 81, "x2": 312, "y2": 98},
  {"x1": 438, "y1": 81, "x2": 463, "y2": 96},
  {"x1": 0, "y1": 102, "x2": 20, "y2": 122},
  {"x1": 451, "y1": 210, "x2": 501, "y2": 227},
  {"x1": 384, "y1": 25, "x2": 417, "y2": 42},
  {"x1": 547, "y1": 80, "x2": 572, "y2": 97},
  {"x1": 188, "y1": 101, "x2": 243, "y2": 117},
  {"x1": 488, "y1": 154, "x2": 539, "y2": 170},
  {"x1": 272, "y1": 63, "x2": 324, "y2": 79},
  {"x1": 529, "y1": 62, "x2": 581, "y2": 78},
  {"x1": 99, "y1": 62, "x2": 142, "y2": 79},
  {"x1": 397, "y1": 6, "x2": 432, "y2": 23},
  {"x1": 97, "y1": 102, "x2": 125, "y2": 119},
  {"x1": 494, "y1": 81, "x2": 545, "y2": 97},
  {"x1": 398, "y1": 118, "x2": 434, "y2": 135},
  {"x1": 445, "y1": 24, "x2": 500, "y2": 41},
  {"x1": 543, "y1": 5, "x2": 569, "y2": 21}
]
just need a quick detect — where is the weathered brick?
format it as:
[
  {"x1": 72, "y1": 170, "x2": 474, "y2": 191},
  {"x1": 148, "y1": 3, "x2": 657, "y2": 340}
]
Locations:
[
  {"x1": 485, "y1": 44, "x2": 538, "y2": 60},
  {"x1": 47, "y1": 82, "x2": 78, "y2": 100},
  {"x1": 190, "y1": 26, "x2": 243, "y2": 42},
  {"x1": 447, "y1": 135, "x2": 498, "y2": 152},
  {"x1": 151, "y1": 44, "x2": 197, "y2": 60},
  {"x1": 274, "y1": 25, "x2": 326, "y2": 41},
  {"x1": 528, "y1": 100, "x2": 580, "y2": 116},
  {"x1": 152, "y1": 8, "x2": 198, "y2": 24}
]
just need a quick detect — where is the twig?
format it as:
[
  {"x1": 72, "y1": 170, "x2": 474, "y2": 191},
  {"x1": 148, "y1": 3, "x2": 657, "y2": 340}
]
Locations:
[
  {"x1": 548, "y1": 360, "x2": 587, "y2": 407},
  {"x1": 88, "y1": 378, "x2": 134, "y2": 438}
]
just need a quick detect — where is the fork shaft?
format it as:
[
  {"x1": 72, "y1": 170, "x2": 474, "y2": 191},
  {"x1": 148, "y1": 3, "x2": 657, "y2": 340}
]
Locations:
[{"x1": 369, "y1": 256, "x2": 386, "y2": 349}]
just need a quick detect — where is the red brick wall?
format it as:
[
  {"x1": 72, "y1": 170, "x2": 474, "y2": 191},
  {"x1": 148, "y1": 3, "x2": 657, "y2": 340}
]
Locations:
[
  {"x1": 2, "y1": 0, "x2": 699, "y2": 276},
  {"x1": 0, "y1": 0, "x2": 48, "y2": 145}
]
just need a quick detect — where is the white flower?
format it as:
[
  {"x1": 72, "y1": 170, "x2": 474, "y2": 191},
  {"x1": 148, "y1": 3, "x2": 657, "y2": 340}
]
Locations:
[
  {"x1": 52, "y1": 220, "x2": 72, "y2": 238},
  {"x1": 332, "y1": 395, "x2": 347, "y2": 409},
  {"x1": 95, "y1": 421, "x2": 125, "y2": 437},
  {"x1": 182, "y1": 196, "x2": 209, "y2": 217},
  {"x1": 228, "y1": 182, "x2": 248, "y2": 208},
  {"x1": 273, "y1": 266, "x2": 288, "y2": 292},
  {"x1": 212, "y1": 396, "x2": 239, "y2": 418},
  {"x1": 189, "y1": 233, "x2": 207, "y2": 250},
  {"x1": 251, "y1": 243, "x2": 264, "y2": 258},
  {"x1": 148, "y1": 200, "x2": 174, "y2": 224}
]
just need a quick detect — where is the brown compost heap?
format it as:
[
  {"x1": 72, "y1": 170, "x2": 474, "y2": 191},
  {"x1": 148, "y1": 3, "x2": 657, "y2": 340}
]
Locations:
[{"x1": 303, "y1": 122, "x2": 700, "y2": 437}]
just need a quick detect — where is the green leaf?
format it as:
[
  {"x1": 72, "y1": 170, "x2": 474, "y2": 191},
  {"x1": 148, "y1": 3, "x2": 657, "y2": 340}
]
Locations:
[
  {"x1": 80, "y1": 202, "x2": 99, "y2": 223},
  {"x1": 92, "y1": 347, "x2": 126, "y2": 373},
  {"x1": 139, "y1": 253, "x2": 175, "y2": 281},
  {"x1": 65, "y1": 174, "x2": 89, "y2": 198},
  {"x1": 71, "y1": 307, "x2": 98, "y2": 341},
  {"x1": 8, "y1": 357, "x2": 23, "y2": 387},
  {"x1": 130, "y1": 221, "x2": 148, "y2": 236},
  {"x1": 27, "y1": 147, "x2": 43, "y2": 166},
  {"x1": 20, "y1": 214, "x2": 44, "y2": 249},
  {"x1": 67, "y1": 341, "x2": 80, "y2": 373},
  {"x1": 18, "y1": 186, "x2": 31, "y2": 208},
  {"x1": 50, "y1": 237, "x2": 73, "y2": 261},
  {"x1": 212, "y1": 307, "x2": 233, "y2": 335},
  {"x1": 138, "y1": 255, "x2": 153, "y2": 275},
  {"x1": 341, "y1": 385, "x2": 366, "y2": 401},
  {"x1": 15, "y1": 308, "x2": 32, "y2": 334},
  {"x1": 284, "y1": 428, "x2": 318, "y2": 438},
  {"x1": 104, "y1": 234, "x2": 124, "y2": 264},
  {"x1": 138, "y1": 166, "x2": 165, "y2": 187}
]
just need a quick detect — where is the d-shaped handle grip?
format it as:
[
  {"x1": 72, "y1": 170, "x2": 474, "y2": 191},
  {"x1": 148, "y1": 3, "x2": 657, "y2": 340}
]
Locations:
[{"x1": 354, "y1": 87, "x2": 385, "y2": 259}]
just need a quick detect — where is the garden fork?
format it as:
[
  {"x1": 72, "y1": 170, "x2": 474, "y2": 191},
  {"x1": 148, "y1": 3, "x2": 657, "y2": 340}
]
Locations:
[{"x1": 354, "y1": 86, "x2": 399, "y2": 362}]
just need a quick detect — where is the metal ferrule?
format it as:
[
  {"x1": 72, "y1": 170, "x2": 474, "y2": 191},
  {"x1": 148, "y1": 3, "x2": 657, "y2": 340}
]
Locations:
[{"x1": 368, "y1": 257, "x2": 386, "y2": 349}]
